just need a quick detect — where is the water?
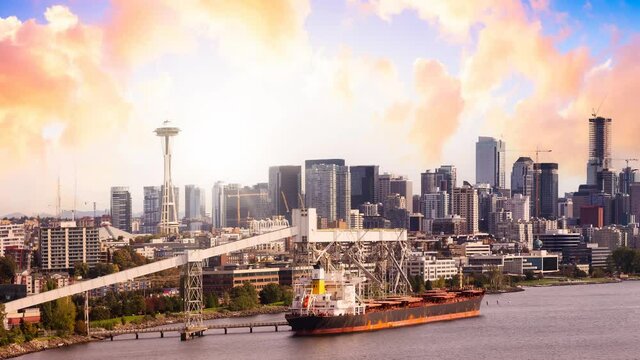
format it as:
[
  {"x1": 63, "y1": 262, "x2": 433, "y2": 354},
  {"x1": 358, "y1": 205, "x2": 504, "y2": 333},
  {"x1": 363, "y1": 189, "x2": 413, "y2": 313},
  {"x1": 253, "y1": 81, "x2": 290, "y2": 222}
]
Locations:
[{"x1": 17, "y1": 281, "x2": 640, "y2": 360}]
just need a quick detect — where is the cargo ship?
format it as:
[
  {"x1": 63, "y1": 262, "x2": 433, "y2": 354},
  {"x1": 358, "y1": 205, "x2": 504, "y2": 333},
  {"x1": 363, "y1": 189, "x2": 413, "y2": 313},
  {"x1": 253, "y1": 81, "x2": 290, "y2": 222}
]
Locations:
[{"x1": 286, "y1": 264, "x2": 484, "y2": 335}]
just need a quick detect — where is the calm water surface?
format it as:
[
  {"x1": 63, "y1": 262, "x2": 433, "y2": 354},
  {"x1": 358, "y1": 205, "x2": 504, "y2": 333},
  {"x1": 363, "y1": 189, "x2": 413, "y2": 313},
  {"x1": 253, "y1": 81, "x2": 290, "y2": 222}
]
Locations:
[{"x1": 17, "y1": 281, "x2": 640, "y2": 360}]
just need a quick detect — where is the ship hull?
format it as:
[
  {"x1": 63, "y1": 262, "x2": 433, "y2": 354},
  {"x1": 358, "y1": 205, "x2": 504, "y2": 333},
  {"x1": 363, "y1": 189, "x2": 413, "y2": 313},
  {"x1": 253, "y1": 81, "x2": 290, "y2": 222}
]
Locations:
[{"x1": 286, "y1": 295, "x2": 483, "y2": 335}]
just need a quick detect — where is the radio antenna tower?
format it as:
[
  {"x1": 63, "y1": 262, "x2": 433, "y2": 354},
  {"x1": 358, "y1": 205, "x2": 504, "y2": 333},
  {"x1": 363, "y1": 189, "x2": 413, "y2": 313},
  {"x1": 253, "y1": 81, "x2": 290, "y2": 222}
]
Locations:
[{"x1": 155, "y1": 120, "x2": 180, "y2": 235}]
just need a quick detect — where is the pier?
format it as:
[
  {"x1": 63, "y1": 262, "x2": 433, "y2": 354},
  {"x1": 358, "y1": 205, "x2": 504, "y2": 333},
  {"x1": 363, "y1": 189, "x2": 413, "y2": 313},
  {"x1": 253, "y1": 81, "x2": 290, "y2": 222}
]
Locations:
[{"x1": 92, "y1": 321, "x2": 290, "y2": 341}]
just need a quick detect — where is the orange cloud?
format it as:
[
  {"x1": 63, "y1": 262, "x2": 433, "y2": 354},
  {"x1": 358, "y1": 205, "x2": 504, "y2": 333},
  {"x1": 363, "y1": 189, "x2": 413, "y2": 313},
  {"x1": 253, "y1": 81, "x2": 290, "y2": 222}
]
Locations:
[
  {"x1": 0, "y1": 6, "x2": 130, "y2": 161},
  {"x1": 411, "y1": 59, "x2": 464, "y2": 163},
  {"x1": 105, "y1": 0, "x2": 310, "y2": 67}
]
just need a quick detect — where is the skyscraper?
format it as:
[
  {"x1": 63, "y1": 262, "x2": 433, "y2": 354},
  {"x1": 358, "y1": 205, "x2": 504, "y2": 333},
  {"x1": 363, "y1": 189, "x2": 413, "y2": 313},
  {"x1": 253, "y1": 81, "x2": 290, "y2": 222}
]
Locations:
[
  {"x1": 185, "y1": 185, "x2": 205, "y2": 220},
  {"x1": 305, "y1": 162, "x2": 350, "y2": 226},
  {"x1": 421, "y1": 191, "x2": 449, "y2": 219},
  {"x1": 269, "y1": 165, "x2": 301, "y2": 221},
  {"x1": 533, "y1": 163, "x2": 559, "y2": 219},
  {"x1": 350, "y1": 165, "x2": 379, "y2": 210},
  {"x1": 452, "y1": 184, "x2": 479, "y2": 234},
  {"x1": 587, "y1": 116, "x2": 612, "y2": 185},
  {"x1": 476, "y1": 136, "x2": 506, "y2": 189},
  {"x1": 390, "y1": 176, "x2": 413, "y2": 212},
  {"x1": 143, "y1": 186, "x2": 161, "y2": 233},
  {"x1": 110, "y1": 186, "x2": 132, "y2": 232},
  {"x1": 211, "y1": 181, "x2": 226, "y2": 228},
  {"x1": 597, "y1": 169, "x2": 619, "y2": 196},
  {"x1": 511, "y1": 157, "x2": 534, "y2": 196}
]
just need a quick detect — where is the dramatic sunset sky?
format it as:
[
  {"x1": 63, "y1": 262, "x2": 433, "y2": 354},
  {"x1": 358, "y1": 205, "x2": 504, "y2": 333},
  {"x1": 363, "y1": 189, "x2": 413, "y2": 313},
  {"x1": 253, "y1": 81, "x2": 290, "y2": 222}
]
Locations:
[{"x1": 1, "y1": 0, "x2": 639, "y2": 215}]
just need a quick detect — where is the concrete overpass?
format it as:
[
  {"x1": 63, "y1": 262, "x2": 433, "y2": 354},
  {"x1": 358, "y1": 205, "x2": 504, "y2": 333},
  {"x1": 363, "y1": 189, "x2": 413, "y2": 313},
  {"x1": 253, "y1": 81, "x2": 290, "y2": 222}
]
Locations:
[
  {"x1": 4, "y1": 227, "x2": 298, "y2": 313},
  {"x1": 3, "y1": 208, "x2": 407, "y2": 337}
]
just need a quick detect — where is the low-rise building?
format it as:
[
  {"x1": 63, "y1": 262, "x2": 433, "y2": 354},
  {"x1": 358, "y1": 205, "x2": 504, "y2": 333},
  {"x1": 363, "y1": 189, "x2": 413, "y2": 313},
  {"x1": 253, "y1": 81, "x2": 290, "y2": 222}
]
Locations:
[
  {"x1": 405, "y1": 254, "x2": 458, "y2": 282},
  {"x1": 203, "y1": 266, "x2": 280, "y2": 296}
]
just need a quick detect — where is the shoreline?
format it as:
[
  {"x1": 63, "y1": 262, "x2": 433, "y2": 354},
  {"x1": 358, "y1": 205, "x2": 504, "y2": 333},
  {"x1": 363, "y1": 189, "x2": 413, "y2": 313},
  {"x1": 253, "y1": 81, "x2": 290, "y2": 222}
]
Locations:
[{"x1": 0, "y1": 306, "x2": 288, "y2": 360}]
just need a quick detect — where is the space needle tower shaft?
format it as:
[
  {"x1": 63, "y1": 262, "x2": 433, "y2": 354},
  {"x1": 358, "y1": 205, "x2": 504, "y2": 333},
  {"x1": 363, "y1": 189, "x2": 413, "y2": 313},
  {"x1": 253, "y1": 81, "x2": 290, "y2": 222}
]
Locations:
[{"x1": 155, "y1": 120, "x2": 180, "y2": 235}]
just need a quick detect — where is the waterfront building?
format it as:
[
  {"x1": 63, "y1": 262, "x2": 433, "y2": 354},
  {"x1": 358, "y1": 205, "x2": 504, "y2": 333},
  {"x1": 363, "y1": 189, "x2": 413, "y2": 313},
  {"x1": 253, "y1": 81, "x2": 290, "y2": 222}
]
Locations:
[
  {"x1": 537, "y1": 230, "x2": 581, "y2": 253},
  {"x1": 405, "y1": 254, "x2": 458, "y2": 282}
]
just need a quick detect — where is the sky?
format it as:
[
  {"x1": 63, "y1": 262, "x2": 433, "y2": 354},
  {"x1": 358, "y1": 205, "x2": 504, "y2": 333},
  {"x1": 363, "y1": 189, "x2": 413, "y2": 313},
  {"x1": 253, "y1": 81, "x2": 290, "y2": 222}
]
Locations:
[{"x1": 1, "y1": 0, "x2": 640, "y2": 216}]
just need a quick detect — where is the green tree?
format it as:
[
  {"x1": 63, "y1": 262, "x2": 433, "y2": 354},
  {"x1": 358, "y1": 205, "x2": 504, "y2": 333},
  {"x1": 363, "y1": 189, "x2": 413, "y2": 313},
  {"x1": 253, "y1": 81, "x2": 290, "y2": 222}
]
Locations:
[
  {"x1": 259, "y1": 283, "x2": 282, "y2": 304},
  {"x1": 204, "y1": 293, "x2": 219, "y2": 308},
  {"x1": 611, "y1": 247, "x2": 635, "y2": 274},
  {"x1": 73, "y1": 262, "x2": 89, "y2": 278},
  {"x1": 128, "y1": 295, "x2": 146, "y2": 315},
  {"x1": 228, "y1": 283, "x2": 259, "y2": 311},
  {"x1": 51, "y1": 297, "x2": 76, "y2": 335},
  {"x1": 281, "y1": 286, "x2": 293, "y2": 306},
  {"x1": 0, "y1": 256, "x2": 16, "y2": 284},
  {"x1": 425, "y1": 279, "x2": 433, "y2": 290},
  {"x1": 524, "y1": 270, "x2": 535, "y2": 281}
]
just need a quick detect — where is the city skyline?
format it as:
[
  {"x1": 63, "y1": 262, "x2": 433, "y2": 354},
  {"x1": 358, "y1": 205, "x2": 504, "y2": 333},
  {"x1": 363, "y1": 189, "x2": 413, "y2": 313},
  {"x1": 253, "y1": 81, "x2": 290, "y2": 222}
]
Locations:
[{"x1": 2, "y1": 1, "x2": 640, "y2": 214}]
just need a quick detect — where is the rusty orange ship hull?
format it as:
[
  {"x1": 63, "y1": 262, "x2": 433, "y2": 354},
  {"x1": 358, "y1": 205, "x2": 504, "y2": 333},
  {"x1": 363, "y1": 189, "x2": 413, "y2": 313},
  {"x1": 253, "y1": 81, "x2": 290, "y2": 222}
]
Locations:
[{"x1": 286, "y1": 292, "x2": 483, "y2": 335}]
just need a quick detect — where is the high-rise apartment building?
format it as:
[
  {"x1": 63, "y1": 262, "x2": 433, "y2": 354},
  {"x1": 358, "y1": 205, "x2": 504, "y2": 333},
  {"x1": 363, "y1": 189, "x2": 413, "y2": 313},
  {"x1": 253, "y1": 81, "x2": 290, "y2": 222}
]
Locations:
[
  {"x1": 630, "y1": 183, "x2": 640, "y2": 224},
  {"x1": 212, "y1": 181, "x2": 226, "y2": 228},
  {"x1": 305, "y1": 163, "x2": 351, "y2": 225},
  {"x1": 421, "y1": 191, "x2": 449, "y2": 219},
  {"x1": 269, "y1": 166, "x2": 301, "y2": 222},
  {"x1": 511, "y1": 157, "x2": 534, "y2": 197},
  {"x1": 350, "y1": 165, "x2": 379, "y2": 210},
  {"x1": 185, "y1": 185, "x2": 205, "y2": 220},
  {"x1": 476, "y1": 136, "x2": 506, "y2": 189},
  {"x1": 39, "y1": 221, "x2": 100, "y2": 271},
  {"x1": 0, "y1": 224, "x2": 25, "y2": 257},
  {"x1": 110, "y1": 186, "x2": 132, "y2": 232},
  {"x1": 587, "y1": 116, "x2": 612, "y2": 185},
  {"x1": 533, "y1": 163, "x2": 559, "y2": 219},
  {"x1": 143, "y1": 186, "x2": 161, "y2": 233},
  {"x1": 452, "y1": 184, "x2": 479, "y2": 234}
]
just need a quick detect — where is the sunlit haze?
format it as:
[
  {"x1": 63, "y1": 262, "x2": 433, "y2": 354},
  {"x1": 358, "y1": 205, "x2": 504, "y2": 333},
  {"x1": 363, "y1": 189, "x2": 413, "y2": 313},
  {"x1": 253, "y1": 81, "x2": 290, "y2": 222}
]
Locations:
[{"x1": 1, "y1": 0, "x2": 639, "y2": 215}]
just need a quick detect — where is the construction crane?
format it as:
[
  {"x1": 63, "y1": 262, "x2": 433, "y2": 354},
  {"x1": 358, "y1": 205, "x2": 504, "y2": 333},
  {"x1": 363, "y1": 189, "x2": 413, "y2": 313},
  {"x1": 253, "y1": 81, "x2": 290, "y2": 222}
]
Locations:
[
  {"x1": 611, "y1": 158, "x2": 639, "y2": 168},
  {"x1": 507, "y1": 147, "x2": 553, "y2": 163},
  {"x1": 281, "y1": 191, "x2": 290, "y2": 213},
  {"x1": 226, "y1": 189, "x2": 263, "y2": 227}
]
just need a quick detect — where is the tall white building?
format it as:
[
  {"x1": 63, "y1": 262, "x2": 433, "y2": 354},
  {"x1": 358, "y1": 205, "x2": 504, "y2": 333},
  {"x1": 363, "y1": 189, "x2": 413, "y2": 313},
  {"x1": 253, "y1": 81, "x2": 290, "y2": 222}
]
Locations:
[
  {"x1": 349, "y1": 210, "x2": 363, "y2": 230},
  {"x1": 212, "y1": 181, "x2": 226, "y2": 228},
  {"x1": 452, "y1": 185, "x2": 479, "y2": 234},
  {"x1": 506, "y1": 194, "x2": 530, "y2": 221},
  {"x1": 185, "y1": 185, "x2": 205, "y2": 220},
  {"x1": 476, "y1": 136, "x2": 506, "y2": 189},
  {"x1": 0, "y1": 224, "x2": 25, "y2": 257}
]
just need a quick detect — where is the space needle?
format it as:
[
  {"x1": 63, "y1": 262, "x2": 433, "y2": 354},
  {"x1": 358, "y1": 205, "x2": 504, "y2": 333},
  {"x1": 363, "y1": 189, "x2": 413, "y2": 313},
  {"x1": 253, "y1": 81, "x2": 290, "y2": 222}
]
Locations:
[{"x1": 155, "y1": 120, "x2": 180, "y2": 235}]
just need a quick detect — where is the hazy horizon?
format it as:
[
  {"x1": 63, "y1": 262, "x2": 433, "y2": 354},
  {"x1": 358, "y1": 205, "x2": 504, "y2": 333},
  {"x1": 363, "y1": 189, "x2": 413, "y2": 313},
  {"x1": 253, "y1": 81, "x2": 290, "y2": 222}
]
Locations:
[{"x1": 2, "y1": 0, "x2": 639, "y2": 214}]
